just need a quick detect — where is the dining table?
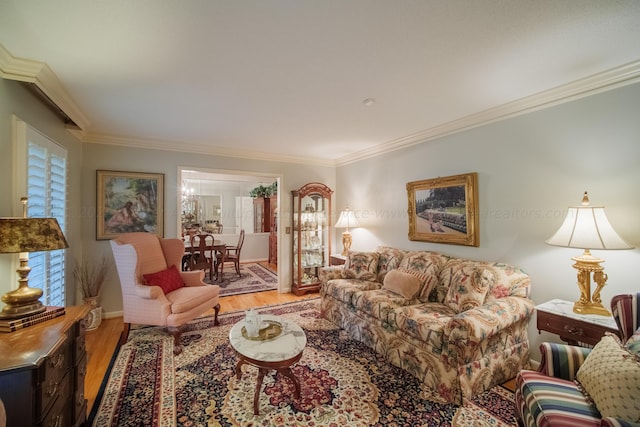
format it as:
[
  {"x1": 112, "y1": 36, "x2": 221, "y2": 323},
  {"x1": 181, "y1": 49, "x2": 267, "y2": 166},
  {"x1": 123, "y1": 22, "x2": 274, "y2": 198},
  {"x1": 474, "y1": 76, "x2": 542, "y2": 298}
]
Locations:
[{"x1": 183, "y1": 236, "x2": 227, "y2": 283}]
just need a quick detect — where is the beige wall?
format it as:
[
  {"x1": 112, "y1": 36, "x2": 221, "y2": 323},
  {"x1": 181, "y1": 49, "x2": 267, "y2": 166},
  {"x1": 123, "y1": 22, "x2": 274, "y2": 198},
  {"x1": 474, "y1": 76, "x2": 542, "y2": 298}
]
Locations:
[{"x1": 335, "y1": 82, "x2": 640, "y2": 360}]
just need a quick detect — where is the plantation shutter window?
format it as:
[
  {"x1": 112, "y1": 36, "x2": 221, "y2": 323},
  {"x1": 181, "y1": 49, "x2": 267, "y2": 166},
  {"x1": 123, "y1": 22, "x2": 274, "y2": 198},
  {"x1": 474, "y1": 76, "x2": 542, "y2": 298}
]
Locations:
[{"x1": 13, "y1": 117, "x2": 68, "y2": 307}]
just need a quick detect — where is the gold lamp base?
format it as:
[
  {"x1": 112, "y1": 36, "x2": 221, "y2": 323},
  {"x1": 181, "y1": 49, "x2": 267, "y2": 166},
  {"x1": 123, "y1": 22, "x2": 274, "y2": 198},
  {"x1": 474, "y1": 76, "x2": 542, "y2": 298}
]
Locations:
[
  {"x1": 341, "y1": 231, "x2": 352, "y2": 256},
  {"x1": 571, "y1": 249, "x2": 610, "y2": 316},
  {"x1": 0, "y1": 256, "x2": 46, "y2": 319},
  {"x1": 0, "y1": 299, "x2": 46, "y2": 319}
]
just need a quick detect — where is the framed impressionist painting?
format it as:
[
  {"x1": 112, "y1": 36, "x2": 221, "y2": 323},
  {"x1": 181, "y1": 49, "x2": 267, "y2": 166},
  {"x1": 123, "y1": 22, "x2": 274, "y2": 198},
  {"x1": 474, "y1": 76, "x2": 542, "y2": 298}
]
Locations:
[
  {"x1": 407, "y1": 172, "x2": 479, "y2": 246},
  {"x1": 96, "y1": 170, "x2": 164, "y2": 240}
]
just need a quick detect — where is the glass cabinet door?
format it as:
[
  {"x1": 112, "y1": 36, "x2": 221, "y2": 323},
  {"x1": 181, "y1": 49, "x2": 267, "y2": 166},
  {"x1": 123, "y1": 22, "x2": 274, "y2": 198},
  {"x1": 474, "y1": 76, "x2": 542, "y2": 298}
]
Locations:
[{"x1": 291, "y1": 182, "x2": 333, "y2": 296}]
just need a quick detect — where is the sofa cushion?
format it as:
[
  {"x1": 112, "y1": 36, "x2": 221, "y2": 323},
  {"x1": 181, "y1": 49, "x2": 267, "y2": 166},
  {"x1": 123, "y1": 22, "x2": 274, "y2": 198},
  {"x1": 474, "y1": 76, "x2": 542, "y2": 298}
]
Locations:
[
  {"x1": 352, "y1": 289, "x2": 417, "y2": 325},
  {"x1": 576, "y1": 333, "x2": 640, "y2": 422},
  {"x1": 342, "y1": 251, "x2": 379, "y2": 281},
  {"x1": 142, "y1": 264, "x2": 185, "y2": 294},
  {"x1": 374, "y1": 246, "x2": 407, "y2": 282},
  {"x1": 443, "y1": 262, "x2": 496, "y2": 312},
  {"x1": 398, "y1": 251, "x2": 447, "y2": 302},
  {"x1": 383, "y1": 269, "x2": 422, "y2": 299},
  {"x1": 437, "y1": 260, "x2": 530, "y2": 304}
]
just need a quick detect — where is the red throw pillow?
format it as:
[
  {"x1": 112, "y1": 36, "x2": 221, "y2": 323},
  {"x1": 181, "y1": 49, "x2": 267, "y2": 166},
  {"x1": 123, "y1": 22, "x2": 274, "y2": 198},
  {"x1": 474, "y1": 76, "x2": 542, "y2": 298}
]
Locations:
[{"x1": 142, "y1": 265, "x2": 185, "y2": 294}]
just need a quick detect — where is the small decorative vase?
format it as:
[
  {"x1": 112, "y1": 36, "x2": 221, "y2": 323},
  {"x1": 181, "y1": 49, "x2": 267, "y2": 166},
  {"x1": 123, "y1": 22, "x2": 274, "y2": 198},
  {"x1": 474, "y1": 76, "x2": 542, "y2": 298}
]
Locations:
[
  {"x1": 83, "y1": 296, "x2": 102, "y2": 331},
  {"x1": 244, "y1": 309, "x2": 261, "y2": 338}
]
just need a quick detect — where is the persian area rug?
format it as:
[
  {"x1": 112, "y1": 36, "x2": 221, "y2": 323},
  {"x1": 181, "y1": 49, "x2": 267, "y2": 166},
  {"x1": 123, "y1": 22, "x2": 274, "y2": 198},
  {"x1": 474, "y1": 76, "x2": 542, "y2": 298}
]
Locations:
[
  {"x1": 89, "y1": 298, "x2": 517, "y2": 427},
  {"x1": 204, "y1": 262, "x2": 277, "y2": 297}
]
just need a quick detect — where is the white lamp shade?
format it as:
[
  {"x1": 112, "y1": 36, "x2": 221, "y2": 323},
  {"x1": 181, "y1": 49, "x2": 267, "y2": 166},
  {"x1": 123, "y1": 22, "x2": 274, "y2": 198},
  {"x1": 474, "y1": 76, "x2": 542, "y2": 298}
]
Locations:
[
  {"x1": 335, "y1": 209, "x2": 360, "y2": 230},
  {"x1": 545, "y1": 205, "x2": 633, "y2": 250}
]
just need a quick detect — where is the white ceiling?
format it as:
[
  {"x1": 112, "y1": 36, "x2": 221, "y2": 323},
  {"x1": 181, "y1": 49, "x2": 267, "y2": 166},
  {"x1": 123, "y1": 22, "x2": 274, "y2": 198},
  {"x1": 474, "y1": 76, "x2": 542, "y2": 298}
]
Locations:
[{"x1": 1, "y1": 1, "x2": 640, "y2": 165}]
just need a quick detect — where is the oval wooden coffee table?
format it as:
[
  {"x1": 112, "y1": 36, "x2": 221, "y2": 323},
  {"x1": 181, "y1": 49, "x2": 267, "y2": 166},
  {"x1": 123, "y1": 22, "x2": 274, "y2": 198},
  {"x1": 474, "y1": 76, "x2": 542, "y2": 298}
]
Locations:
[{"x1": 229, "y1": 314, "x2": 307, "y2": 415}]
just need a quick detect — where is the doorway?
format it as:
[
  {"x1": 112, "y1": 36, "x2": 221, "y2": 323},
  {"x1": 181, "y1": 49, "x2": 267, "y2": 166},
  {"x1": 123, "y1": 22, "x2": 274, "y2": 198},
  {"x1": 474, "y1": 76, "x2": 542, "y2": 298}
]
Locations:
[{"x1": 178, "y1": 167, "x2": 281, "y2": 289}]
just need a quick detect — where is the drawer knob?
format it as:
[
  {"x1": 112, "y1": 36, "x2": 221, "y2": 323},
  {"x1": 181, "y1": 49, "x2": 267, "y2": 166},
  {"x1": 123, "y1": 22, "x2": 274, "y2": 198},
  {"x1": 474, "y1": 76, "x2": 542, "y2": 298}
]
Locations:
[
  {"x1": 46, "y1": 379, "x2": 58, "y2": 397},
  {"x1": 49, "y1": 353, "x2": 65, "y2": 369}
]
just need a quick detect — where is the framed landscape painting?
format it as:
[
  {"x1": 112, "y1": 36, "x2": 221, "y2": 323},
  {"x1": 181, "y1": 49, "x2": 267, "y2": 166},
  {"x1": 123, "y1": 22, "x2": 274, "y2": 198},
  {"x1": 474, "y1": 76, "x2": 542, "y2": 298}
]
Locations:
[
  {"x1": 407, "y1": 172, "x2": 479, "y2": 246},
  {"x1": 96, "y1": 170, "x2": 164, "y2": 240}
]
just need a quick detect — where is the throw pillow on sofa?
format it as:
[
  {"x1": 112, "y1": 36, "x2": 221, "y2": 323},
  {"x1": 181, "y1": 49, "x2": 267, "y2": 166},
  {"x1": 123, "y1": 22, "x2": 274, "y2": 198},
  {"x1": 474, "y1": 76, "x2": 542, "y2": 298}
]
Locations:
[
  {"x1": 142, "y1": 265, "x2": 185, "y2": 294},
  {"x1": 383, "y1": 268, "x2": 438, "y2": 300},
  {"x1": 443, "y1": 262, "x2": 495, "y2": 312},
  {"x1": 397, "y1": 251, "x2": 446, "y2": 301},
  {"x1": 342, "y1": 251, "x2": 379, "y2": 281},
  {"x1": 382, "y1": 269, "x2": 423, "y2": 300},
  {"x1": 576, "y1": 333, "x2": 640, "y2": 423}
]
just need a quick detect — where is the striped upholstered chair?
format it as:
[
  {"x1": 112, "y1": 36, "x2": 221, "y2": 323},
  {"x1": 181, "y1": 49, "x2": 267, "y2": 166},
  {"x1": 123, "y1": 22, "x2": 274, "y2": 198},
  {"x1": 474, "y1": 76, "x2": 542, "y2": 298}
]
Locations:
[{"x1": 515, "y1": 293, "x2": 640, "y2": 427}]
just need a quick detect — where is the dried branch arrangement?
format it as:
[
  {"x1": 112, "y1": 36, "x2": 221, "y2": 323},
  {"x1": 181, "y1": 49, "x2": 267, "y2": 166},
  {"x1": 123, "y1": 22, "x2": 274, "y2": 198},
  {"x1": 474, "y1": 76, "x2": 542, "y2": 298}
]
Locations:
[{"x1": 74, "y1": 256, "x2": 110, "y2": 298}]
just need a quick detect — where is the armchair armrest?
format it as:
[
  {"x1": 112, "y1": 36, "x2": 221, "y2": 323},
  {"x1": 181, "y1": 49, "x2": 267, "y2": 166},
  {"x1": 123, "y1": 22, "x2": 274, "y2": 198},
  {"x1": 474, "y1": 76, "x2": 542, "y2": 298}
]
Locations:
[
  {"x1": 538, "y1": 342, "x2": 591, "y2": 381},
  {"x1": 134, "y1": 283, "x2": 167, "y2": 301},
  {"x1": 445, "y1": 296, "x2": 535, "y2": 344},
  {"x1": 180, "y1": 270, "x2": 206, "y2": 287}
]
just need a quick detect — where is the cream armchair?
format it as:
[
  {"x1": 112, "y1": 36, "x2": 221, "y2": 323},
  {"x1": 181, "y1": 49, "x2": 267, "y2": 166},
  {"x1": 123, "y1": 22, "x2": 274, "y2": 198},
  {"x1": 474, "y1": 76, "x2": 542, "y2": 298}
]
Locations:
[{"x1": 110, "y1": 232, "x2": 221, "y2": 355}]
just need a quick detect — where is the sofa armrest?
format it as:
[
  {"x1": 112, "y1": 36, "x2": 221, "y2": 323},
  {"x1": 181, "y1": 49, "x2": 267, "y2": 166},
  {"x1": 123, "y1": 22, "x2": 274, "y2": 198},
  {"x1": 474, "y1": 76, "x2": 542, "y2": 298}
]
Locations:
[
  {"x1": 319, "y1": 266, "x2": 344, "y2": 287},
  {"x1": 538, "y1": 342, "x2": 591, "y2": 381},
  {"x1": 445, "y1": 296, "x2": 535, "y2": 344}
]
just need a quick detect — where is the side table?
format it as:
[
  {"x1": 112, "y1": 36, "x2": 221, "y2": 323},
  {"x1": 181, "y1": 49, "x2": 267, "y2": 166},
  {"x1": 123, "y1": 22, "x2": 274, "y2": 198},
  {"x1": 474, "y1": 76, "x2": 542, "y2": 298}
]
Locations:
[
  {"x1": 329, "y1": 254, "x2": 346, "y2": 266},
  {"x1": 536, "y1": 299, "x2": 618, "y2": 347},
  {"x1": 229, "y1": 314, "x2": 307, "y2": 415}
]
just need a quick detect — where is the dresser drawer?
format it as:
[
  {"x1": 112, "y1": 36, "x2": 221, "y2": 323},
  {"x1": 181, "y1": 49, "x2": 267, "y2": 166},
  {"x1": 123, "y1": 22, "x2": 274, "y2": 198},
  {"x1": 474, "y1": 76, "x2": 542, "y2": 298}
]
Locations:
[
  {"x1": 40, "y1": 370, "x2": 71, "y2": 427},
  {"x1": 72, "y1": 352, "x2": 87, "y2": 424},
  {"x1": 537, "y1": 310, "x2": 615, "y2": 346},
  {"x1": 37, "y1": 333, "x2": 72, "y2": 417}
]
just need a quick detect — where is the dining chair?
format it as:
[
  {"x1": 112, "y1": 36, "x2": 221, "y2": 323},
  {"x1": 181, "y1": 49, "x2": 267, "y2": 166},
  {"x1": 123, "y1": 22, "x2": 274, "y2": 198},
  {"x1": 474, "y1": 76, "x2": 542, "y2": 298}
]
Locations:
[
  {"x1": 217, "y1": 229, "x2": 245, "y2": 278},
  {"x1": 188, "y1": 233, "x2": 216, "y2": 280}
]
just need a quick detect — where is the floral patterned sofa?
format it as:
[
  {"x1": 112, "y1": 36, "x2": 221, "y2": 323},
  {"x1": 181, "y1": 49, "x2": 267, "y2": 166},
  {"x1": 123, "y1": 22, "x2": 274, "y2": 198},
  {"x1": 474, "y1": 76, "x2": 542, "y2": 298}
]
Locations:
[{"x1": 319, "y1": 246, "x2": 534, "y2": 405}]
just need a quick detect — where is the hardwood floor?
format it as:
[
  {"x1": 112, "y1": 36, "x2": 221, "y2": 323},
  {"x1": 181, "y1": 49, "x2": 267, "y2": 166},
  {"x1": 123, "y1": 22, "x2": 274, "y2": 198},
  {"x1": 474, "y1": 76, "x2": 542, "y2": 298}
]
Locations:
[
  {"x1": 85, "y1": 282, "x2": 517, "y2": 416},
  {"x1": 85, "y1": 288, "x2": 318, "y2": 413}
]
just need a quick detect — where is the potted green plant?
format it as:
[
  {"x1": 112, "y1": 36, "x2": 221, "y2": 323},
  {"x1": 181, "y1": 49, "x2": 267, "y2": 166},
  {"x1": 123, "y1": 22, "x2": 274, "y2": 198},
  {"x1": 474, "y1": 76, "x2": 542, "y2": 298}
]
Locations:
[
  {"x1": 73, "y1": 256, "x2": 110, "y2": 330},
  {"x1": 249, "y1": 182, "x2": 278, "y2": 198},
  {"x1": 249, "y1": 184, "x2": 272, "y2": 198}
]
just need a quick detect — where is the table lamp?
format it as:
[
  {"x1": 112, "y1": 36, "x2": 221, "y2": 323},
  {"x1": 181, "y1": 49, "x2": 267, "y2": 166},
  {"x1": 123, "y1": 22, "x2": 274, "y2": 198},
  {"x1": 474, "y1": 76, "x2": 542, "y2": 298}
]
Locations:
[
  {"x1": 545, "y1": 192, "x2": 633, "y2": 315},
  {"x1": 335, "y1": 207, "x2": 360, "y2": 256},
  {"x1": 0, "y1": 197, "x2": 69, "y2": 319}
]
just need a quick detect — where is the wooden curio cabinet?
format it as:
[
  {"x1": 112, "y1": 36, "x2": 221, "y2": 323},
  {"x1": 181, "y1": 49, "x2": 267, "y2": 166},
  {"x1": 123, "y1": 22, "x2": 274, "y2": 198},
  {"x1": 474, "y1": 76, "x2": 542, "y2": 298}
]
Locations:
[{"x1": 291, "y1": 182, "x2": 333, "y2": 296}]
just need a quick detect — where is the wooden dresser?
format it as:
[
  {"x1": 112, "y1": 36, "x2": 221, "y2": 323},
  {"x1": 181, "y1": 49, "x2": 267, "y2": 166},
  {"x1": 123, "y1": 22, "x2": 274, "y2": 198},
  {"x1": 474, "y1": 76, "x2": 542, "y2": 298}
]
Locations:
[{"x1": 0, "y1": 305, "x2": 90, "y2": 427}]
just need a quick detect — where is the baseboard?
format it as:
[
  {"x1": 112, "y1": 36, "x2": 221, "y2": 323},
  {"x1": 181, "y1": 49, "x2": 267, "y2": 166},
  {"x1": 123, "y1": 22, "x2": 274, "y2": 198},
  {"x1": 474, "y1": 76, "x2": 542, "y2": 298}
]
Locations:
[{"x1": 103, "y1": 310, "x2": 123, "y2": 320}]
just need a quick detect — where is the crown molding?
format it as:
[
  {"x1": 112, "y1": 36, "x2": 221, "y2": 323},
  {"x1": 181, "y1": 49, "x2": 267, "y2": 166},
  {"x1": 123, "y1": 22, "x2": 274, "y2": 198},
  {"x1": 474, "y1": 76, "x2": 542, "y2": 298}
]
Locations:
[
  {"x1": 82, "y1": 133, "x2": 337, "y2": 168},
  {"x1": 3, "y1": 43, "x2": 639, "y2": 168},
  {"x1": 336, "y1": 60, "x2": 640, "y2": 166},
  {"x1": 0, "y1": 44, "x2": 90, "y2": 130}
]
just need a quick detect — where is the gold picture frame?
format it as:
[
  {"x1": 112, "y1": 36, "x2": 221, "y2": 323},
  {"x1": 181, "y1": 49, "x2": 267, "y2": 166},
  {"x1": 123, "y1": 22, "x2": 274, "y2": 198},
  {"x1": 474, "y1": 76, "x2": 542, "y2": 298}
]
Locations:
[
  {"x1": 96, "y1": 170, "x2": 164, "y2": 240},
  {"x1": 407, "y1": 172, "x2": 479, "y2": 246}
]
